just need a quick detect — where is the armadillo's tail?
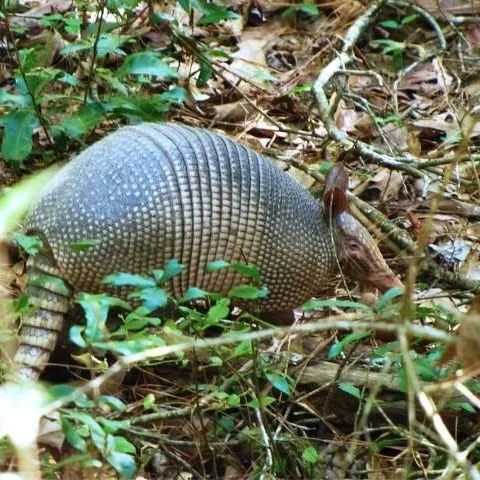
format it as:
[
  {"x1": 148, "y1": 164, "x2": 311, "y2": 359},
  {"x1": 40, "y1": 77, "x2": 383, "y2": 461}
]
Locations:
[{"x1": 13, "y1": 252, "x2": 72, "y2": 382}]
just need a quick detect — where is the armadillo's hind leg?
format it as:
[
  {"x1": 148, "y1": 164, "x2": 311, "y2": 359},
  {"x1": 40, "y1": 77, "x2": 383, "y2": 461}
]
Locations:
[{"x1": 13, "y1": 252, "x2": 72, "y2": 382}]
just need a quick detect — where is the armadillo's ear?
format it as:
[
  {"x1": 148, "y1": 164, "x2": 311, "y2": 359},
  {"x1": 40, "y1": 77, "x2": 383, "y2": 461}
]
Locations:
[{"x1": 323, "y1": 163, "x2": 349, "y2": 216}]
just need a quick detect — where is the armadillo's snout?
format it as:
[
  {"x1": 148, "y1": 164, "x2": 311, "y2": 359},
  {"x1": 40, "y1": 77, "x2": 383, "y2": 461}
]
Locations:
[{"x1": 337, "y1": 214, "x2": 403, "y2": 293}]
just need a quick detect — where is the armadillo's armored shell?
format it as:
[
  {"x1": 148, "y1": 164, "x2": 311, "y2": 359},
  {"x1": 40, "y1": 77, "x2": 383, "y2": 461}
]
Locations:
[{"x1": 25, "y1": 124, "x2": 336, "y2": 312}]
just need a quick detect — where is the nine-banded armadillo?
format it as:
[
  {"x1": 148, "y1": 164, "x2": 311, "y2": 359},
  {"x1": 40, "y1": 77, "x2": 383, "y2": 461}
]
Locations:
[{"x1": 13, "y1": 123, "x2": 402, "y2": 381}]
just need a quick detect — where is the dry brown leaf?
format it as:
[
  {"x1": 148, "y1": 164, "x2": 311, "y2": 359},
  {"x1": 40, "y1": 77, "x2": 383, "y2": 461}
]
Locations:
[
  {"x1": 415, "y1": 0, "x2": 480, "y2": 16},
  {"x1": 210, "y1": 100, "x2": 258, "y2": 123},
  {"x1": 362, "y1": 168, "x2": 404, "y2": 202},
  {"x1": 453, "y1": 296, "x2": 480, "y2": 368}
]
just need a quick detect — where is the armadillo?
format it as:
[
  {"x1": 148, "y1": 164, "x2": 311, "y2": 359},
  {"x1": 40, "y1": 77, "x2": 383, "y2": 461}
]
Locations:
[{"x1": 13, "y1": 123, "x2": 402, "y2": 381}]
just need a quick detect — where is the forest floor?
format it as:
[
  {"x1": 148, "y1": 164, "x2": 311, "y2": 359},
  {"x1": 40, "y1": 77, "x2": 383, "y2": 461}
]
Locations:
[{"x1": 1, "y1": 0, "x2": 480, "y2": 479}]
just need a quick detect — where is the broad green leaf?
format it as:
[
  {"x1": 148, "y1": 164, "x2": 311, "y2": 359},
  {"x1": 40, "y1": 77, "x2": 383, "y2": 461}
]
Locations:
[
  {"x1": 135, "y1": 287, "x2": 168, "y2": 310},
  {"x1": 379, "y1": 20, "x2": 399, "y2": 29},
  {"x1": 327, "y1": 331, "x2": 370, "y2": 360},
  {"x1": 207, "y1": 301, "x2": 230, "y2": 323},
  {"x1": 47, "y1": 384, "x2": 76, "y2": 401},
  {"x1": 206, "y1": 259, "x2": 230, "y2": 272},
  {"x1": 71, "y1": 238, "x2": 101, "y2": 251},
  {"x1": 106, "y1": 450, "x2": 136, "y2": 479},
  {"x1": 445, "y1": 401, "x2": 475, "y2": 414},
  {"x1": 302, "y1": 298, "x2": 373, "y2": 313},
  {"x1": 197, "y1": 59, "x2": 213, "y2": 87},
  {"x1": 401, "y1": 14, "x2": 419, "y2": 25},
  {"x1": 99, "y1": 418, "x2": 131, "y2": 434},
  {"x1": 11, "y1": 232, "x2": 43, "y2": 255},
  {"x1": 376, "y1": 287, "x2": 404, "y2": 311},
  {"x1": 99, "y1": 395, "x2": 127, "y2": 412},
  {"x1": 96, "y1": 34, "x2": 126, "y2": 58},
  {"x1": 142, "y1": 393, "x2": 155, "y2": 410},
  {"x1": 1, "y1": 110, "x2": 38, "y2": 165},
  {"x1": 27, "y1": 273, "x2": 71, "y2": 296},
  {"x1": 61, "y1": 42, "x2": 92, "y2": 56},
  {"x1": 302, "y1": 446, "x2": 320, "y2": 464},
  {"x1": 179, "y1": 287, "x2": 208, "y2": 303},
  {"x1": 338, "y1": 382, "x2": 361, "y2": 399},
  {"x1": 228, "y1": 340, "x2": 252, "y2": 359},
  {"x1": 108, "y1": 94, "x2": 171, "y2": 122},
  {"x1": 0, "y1": 88, "x2": 29, "y2": 107},
  {"x1": 69, "y1": 325, "x2": 87, "y2": 348},
  {"x1": 61, "y1": 103, "x2": 105, "y2": 138},
  {"x1": 66, "y1": 411, "x2": 106, "y2": 451},
  {"x1": 247, "y1": 395, "x2": 275, "y2": 408},
  {"x1": 231, "y1": 263, "x2": 260, "y2": 282},
  {"x1": 102, "y1": 273, "x2": 156, "y2": 288},
  {"x1": 62, "y1": 417, "x2": 87, "y2": 452},
  {"x1": 110, "y1": 435, "x2": 136, "y2": 454},
  {"x1": 119, "y1": 52, "x2": 178, "y2": 79},
  {"x1": 158, "y1": 259, "x2": 183, "y2": 283},
  {"x1": 77, "y1": 293, "x2": 131, "y2": 344},
  {"x1": 228, "y1": 284, "x2": 268, "y2": 300},
  {"x1": 265, "y1": 372, "x2": 292, "y2": 395},
  {"x1": 94, "y1": 335, "x2": 165, "y2": 355}
]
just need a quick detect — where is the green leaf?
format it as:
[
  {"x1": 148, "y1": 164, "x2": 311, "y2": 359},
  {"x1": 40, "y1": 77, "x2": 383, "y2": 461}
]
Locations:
[
  {"x1": 96, "y1": 34, "x2": 126, "y2": 58},
  {"x1": 62, "y1": 417, "x2": 87, "y2": 452},
  {"x1": 327, "y1": 331, "x2": 370, "y2": 360},
  {"x1": 228, "y1": 340, "x2": 252, "y2": 359},
  {"x1": 159, "y1": 259, "x2": 183, "y2": 283},
  {"x1": 179, "y1": 287, "x2": 208, "y2": 303},
  {"x1": 119, "y1": 52, "x2": 178, "y2": 79},
  {"x1": 445, "y1": 400, "x2": 475, "y2": 414},
  {"x1": 94, "y1": 335, "x2": 165, "y2": 355},
  {"x1": 77, "y1": 293, "x2": 131, "y2": 345},
  {"x1": 27, "y1": 273, "x2": 71, "y2": 296},
  {"x1": 1, "y1": 110, "x2": 38, "y2": 165},
  {"x1": 247, "y1": 395, "x2": 275, "y2": 408},
  {"x1": 102, "y1": 273, "x2": 156, "y2": 288},
  {"x1": 69, "y1": 325, "x2": 87, "y2": 348},
  {"x1": 302, "y1": 298, "x2": 373, "y2": 313},
  {"x1": 111, "y1": 436, "x2": 136, "y2": 454},
  {"x1": 282, "y1": 3, "x2": 319, "y2": 17},
  {"x1": 302, "y1": 446, "x2": 320, "y2": 464},
  {"x1": 209, "y1": 355, "x2": 223, "y2": 367},
  {"x1": 135, "y1": 287, "x2": 168, "y2": 310},
  {"x1": 207, "y1": 301, "x2": 230, "y2": 324},
  {"x1": 61, "y1": 103, "x2": 105, "y2": 138},
  {"x1": 11, "y1": 232, "x2": 43, "y2": 255},
  {"x1": 265, "y1": 372, "x2": 292, "y2": 395},
  {"x1": 338, "y1": 382, "x2": 361, "y2": 399},
  {"x1": 375, "y1": 287, "x2": 405, "y2": 311},
  {"x1": 198, "y1": 58, "x2": 213, "y2": 87},
  {"x1": 206, "y1": 260, "x2": 260, "y2": 282},
  {"x1": 106, "y1": 450, "x2": 136, "y2": 479},
  {"x1": 99, "y1": 418, "x2": 130, "y2": 434},
  {"x1": 228, "y1": 284, "x2": 268, "y2": 300},
  {"x1": 71, "y1": 238, "x2": 101, "y2": 251},
  {"x1": 143, "y1": 393, "x2": 155, "y2": 410},
  {"x1": 67, "y1": 411, "x2": 106, "y2": 451},
  {"x1": 206, "y1": 259, "x2": 230, "y2": 272},
  {"x1": 400, "y1": 14, "x2": 419, "y2": 25},
  {"x1": 99, "y1": 395, "x2": 127, "y2": 412},
  {"x1": 0, "y1": 88, "x2": 29, "y2": 107},
  {"x1": 379, "y1": 20, "x2": 399, "y2": 29},
  {"x1": 61, "y1": 42, "x2": 92, "y2": 56},
  {"x1": 47, "y1": 384, "x2": 77, "y2": 401}
]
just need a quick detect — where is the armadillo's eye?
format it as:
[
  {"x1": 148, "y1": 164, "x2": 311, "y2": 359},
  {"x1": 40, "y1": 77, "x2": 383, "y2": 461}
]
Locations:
[{"x1": 347, "y1": 240, "x2": 361, "y2": 252}]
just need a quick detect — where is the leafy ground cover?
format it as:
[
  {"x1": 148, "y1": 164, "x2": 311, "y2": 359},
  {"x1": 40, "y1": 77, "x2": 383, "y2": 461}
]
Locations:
[{"x1": 0, "y1": 0, "x2": 480, "y2": 478}]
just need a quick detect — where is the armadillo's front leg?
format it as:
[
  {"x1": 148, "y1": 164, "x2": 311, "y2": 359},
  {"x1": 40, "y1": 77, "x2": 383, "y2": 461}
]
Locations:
[{"x1": 13, "y1": 254, "x2": 72, "y2": 382}]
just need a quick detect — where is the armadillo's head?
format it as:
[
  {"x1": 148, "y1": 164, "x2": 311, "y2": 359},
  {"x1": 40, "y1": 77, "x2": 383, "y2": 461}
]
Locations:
[
  {"x1": 323, "y1": 164, "x2": 402, "y2": 293},
  {"x1": 335, "y1": 212, "x2": 403, "y2": 292}
]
